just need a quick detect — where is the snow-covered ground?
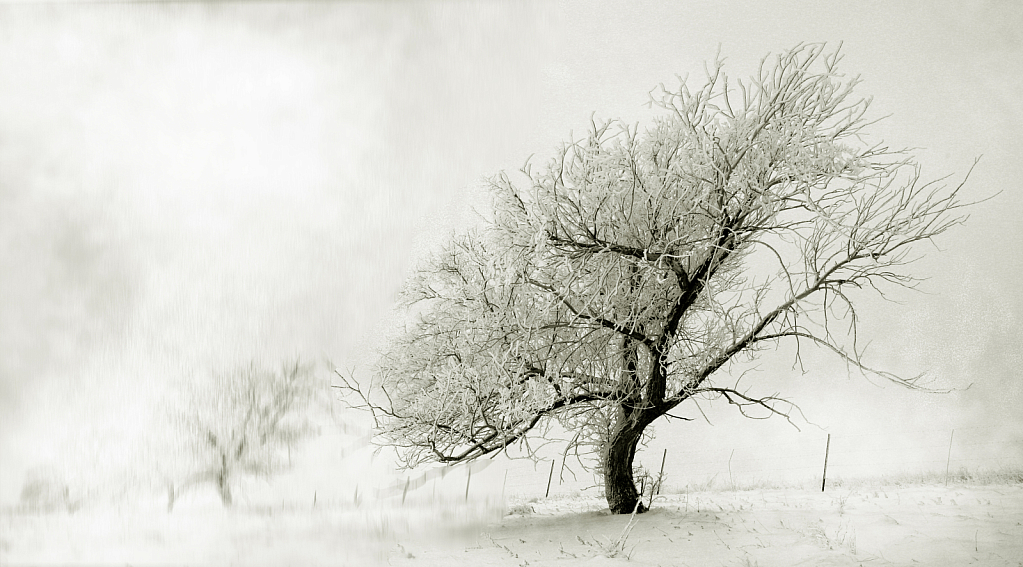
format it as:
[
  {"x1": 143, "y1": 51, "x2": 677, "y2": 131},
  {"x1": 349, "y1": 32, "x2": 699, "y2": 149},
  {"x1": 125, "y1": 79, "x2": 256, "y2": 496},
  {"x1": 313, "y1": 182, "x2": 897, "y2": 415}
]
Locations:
[{"x1": 3, "y1": 482, "x2": 1022, "y2": 566}]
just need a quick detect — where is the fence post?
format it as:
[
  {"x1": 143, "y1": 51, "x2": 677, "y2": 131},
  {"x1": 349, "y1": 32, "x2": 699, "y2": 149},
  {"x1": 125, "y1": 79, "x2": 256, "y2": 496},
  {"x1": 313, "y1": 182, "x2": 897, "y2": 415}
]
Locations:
[
  {"x1": 545, "y1": 459, "x2": 555, "y2": 498},
  {"x1": 728, "y1": 449, "x2": 736, "y2": 488},
  {"x1": 465, "y1": 467, "x2": 472, "y2": 502},
  {"x1": 821, "y1": 434, "x2": 831, "y2": 492},
  {"x1": 657, "y1": 448, "x2": 667, "y2": 495},
  {"x1": 402, "y1": 477, "x2": 410, "y2": 505},
  {"x1": 945, "y1": 429, "x2": 955, "y2": 487}
]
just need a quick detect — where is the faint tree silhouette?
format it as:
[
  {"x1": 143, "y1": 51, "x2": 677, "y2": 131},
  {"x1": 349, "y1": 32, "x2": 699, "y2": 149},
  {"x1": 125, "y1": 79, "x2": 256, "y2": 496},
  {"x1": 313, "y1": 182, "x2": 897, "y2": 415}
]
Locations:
[{"x1": 169, "y1": 360, "x2": 320, "y2": 510}]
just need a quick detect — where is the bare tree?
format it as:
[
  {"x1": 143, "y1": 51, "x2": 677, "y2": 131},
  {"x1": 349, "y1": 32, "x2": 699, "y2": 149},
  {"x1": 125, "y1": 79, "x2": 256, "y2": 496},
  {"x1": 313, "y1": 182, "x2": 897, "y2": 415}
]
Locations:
[
  {"x1": 170, "y1": 360, "x2": 319, "y2": 510},
  {"x1": 339, "y1": 44, "x2": 973, "y2": 514}
]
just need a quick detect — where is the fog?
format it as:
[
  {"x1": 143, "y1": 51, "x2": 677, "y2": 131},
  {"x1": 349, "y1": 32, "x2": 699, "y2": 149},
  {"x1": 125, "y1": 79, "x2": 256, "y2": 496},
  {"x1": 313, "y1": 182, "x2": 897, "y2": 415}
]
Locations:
[{"x1": 1, "y1": 1, "x2": 1021, "y2": 506}]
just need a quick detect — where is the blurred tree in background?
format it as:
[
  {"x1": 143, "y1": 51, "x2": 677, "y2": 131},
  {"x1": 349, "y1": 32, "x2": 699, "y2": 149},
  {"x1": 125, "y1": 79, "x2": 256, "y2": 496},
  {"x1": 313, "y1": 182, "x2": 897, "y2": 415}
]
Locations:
[{"x1": 169, "y1": 360, "x2": 320, "y2": 510}]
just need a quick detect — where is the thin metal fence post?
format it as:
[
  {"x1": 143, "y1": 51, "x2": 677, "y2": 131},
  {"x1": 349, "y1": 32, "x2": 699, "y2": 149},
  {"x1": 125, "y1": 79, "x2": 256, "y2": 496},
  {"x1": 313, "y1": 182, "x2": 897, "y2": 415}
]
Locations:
[
  {"x1": 821, "y1": 434, "x2": 831, "y2": 492},
  {"x1": 728, "y1": 449, "x2": 736, "y2": 488},
  {"x1": 545, "y1": 459, "x2": 555, "y2": 498},
  {"x1": 945, "y1": 429, "x2": 955, "y2": 487},
  {"x1": 657, "y1": 448, "x2": 667, "y2": 495}
]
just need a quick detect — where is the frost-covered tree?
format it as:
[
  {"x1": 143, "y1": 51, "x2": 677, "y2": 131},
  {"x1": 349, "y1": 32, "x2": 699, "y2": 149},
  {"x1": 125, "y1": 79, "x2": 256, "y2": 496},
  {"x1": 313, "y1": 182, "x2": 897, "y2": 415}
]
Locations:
[
  {"x1": 171, "y1": 360, "x2": 319, "y2": 509},
  {"x1": 340, "y1": 44, "x2": 972, "y2": 514}
]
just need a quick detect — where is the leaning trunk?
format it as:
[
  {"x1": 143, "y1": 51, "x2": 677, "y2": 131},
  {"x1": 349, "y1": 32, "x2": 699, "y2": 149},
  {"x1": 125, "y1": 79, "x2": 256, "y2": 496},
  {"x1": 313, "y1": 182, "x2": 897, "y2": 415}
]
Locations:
[
  {"x1": 603, "y1": 329, "x2": 651, "y2": 514},
  {"x1": 603, "y1": 414, "x2": 648, "y2": 514}
]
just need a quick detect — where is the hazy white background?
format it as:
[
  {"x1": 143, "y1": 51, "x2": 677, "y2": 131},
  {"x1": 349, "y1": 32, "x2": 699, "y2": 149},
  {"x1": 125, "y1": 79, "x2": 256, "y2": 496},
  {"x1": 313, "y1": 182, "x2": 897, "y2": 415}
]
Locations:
[{"x1": 1, "y1": 1, "x2": 1020, "y2": 504}]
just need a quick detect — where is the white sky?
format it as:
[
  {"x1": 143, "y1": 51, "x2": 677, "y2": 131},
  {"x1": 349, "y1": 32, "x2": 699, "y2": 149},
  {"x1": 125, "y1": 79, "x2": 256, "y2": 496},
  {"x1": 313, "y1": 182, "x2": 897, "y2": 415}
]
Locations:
[{"x1": 1, "y1": 1, "x2": 1021, "y2": 503}]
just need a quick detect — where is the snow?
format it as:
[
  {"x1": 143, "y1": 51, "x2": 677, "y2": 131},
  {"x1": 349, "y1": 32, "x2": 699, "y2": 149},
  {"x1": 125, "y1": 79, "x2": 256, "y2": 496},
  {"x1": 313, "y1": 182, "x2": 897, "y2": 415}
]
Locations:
[{"x1": 3, "y1": 483, "x2": 1022, "y2": 566}]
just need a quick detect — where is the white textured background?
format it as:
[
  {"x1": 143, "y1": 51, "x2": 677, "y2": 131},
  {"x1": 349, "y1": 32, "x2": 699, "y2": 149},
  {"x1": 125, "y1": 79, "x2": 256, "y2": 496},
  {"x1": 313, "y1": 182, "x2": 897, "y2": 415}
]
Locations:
[{"x1": 1, "y1": 1, "x2": 1020, "y2": 504}]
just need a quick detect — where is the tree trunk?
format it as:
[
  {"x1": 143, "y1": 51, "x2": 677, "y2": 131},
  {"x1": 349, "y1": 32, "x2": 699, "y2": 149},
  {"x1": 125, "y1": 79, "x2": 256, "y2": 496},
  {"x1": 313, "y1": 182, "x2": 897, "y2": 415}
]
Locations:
[
  {"x1": 166, "y1": 482, "x2": 176, "y2": 513},
  {"x1": 217, "y1": 454, "x2": 233, "y2": 507},
  {"x1": 603, "y1": 413, "x2": 649, "y2": 514},
  {"x1": 217, "y1": 473, "x2": 233, "y2": 506},
  {"x1": 602, "y1": 329, "x2": 652, "y2": 514}
]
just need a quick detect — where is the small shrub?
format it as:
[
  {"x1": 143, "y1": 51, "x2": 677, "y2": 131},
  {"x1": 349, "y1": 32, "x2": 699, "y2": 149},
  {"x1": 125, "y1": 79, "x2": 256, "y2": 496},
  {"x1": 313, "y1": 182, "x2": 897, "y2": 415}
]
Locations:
[
  {"x1": 19, "y1": 467, "x2": 70, "y2": 513},
  {"x1": 506, "y1": 503, "x2": 535, "y2": 516}
]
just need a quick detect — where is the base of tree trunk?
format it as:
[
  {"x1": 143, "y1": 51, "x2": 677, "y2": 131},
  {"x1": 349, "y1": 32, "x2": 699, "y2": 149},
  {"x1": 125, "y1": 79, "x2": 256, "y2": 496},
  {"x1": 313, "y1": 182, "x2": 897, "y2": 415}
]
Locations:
[
  {"x1": 218, "y1": 486, "x2": 233, "y2": 507},
  {"x1": 603, "y1": 416, "x2": 650, "y2": 514},
  {"x1": 611, "y1": 499, "x2": 649, "y2": 515},
  {"x1": 167, "y1": 483, "x2": 176, "y2": 513},
  {"x1": 217, "y1": 476, "x2": 233, "y2": 507}
]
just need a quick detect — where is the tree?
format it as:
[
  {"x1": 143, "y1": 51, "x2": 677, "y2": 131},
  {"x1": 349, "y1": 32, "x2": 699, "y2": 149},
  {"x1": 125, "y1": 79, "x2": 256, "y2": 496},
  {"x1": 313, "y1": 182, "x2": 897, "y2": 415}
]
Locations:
[
  {"x1": 339, "y1": 44, "x2": 972, "y2": 514},
  {"x1": 170, "y1": 360, "x2": 319, "y2": 510}
]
